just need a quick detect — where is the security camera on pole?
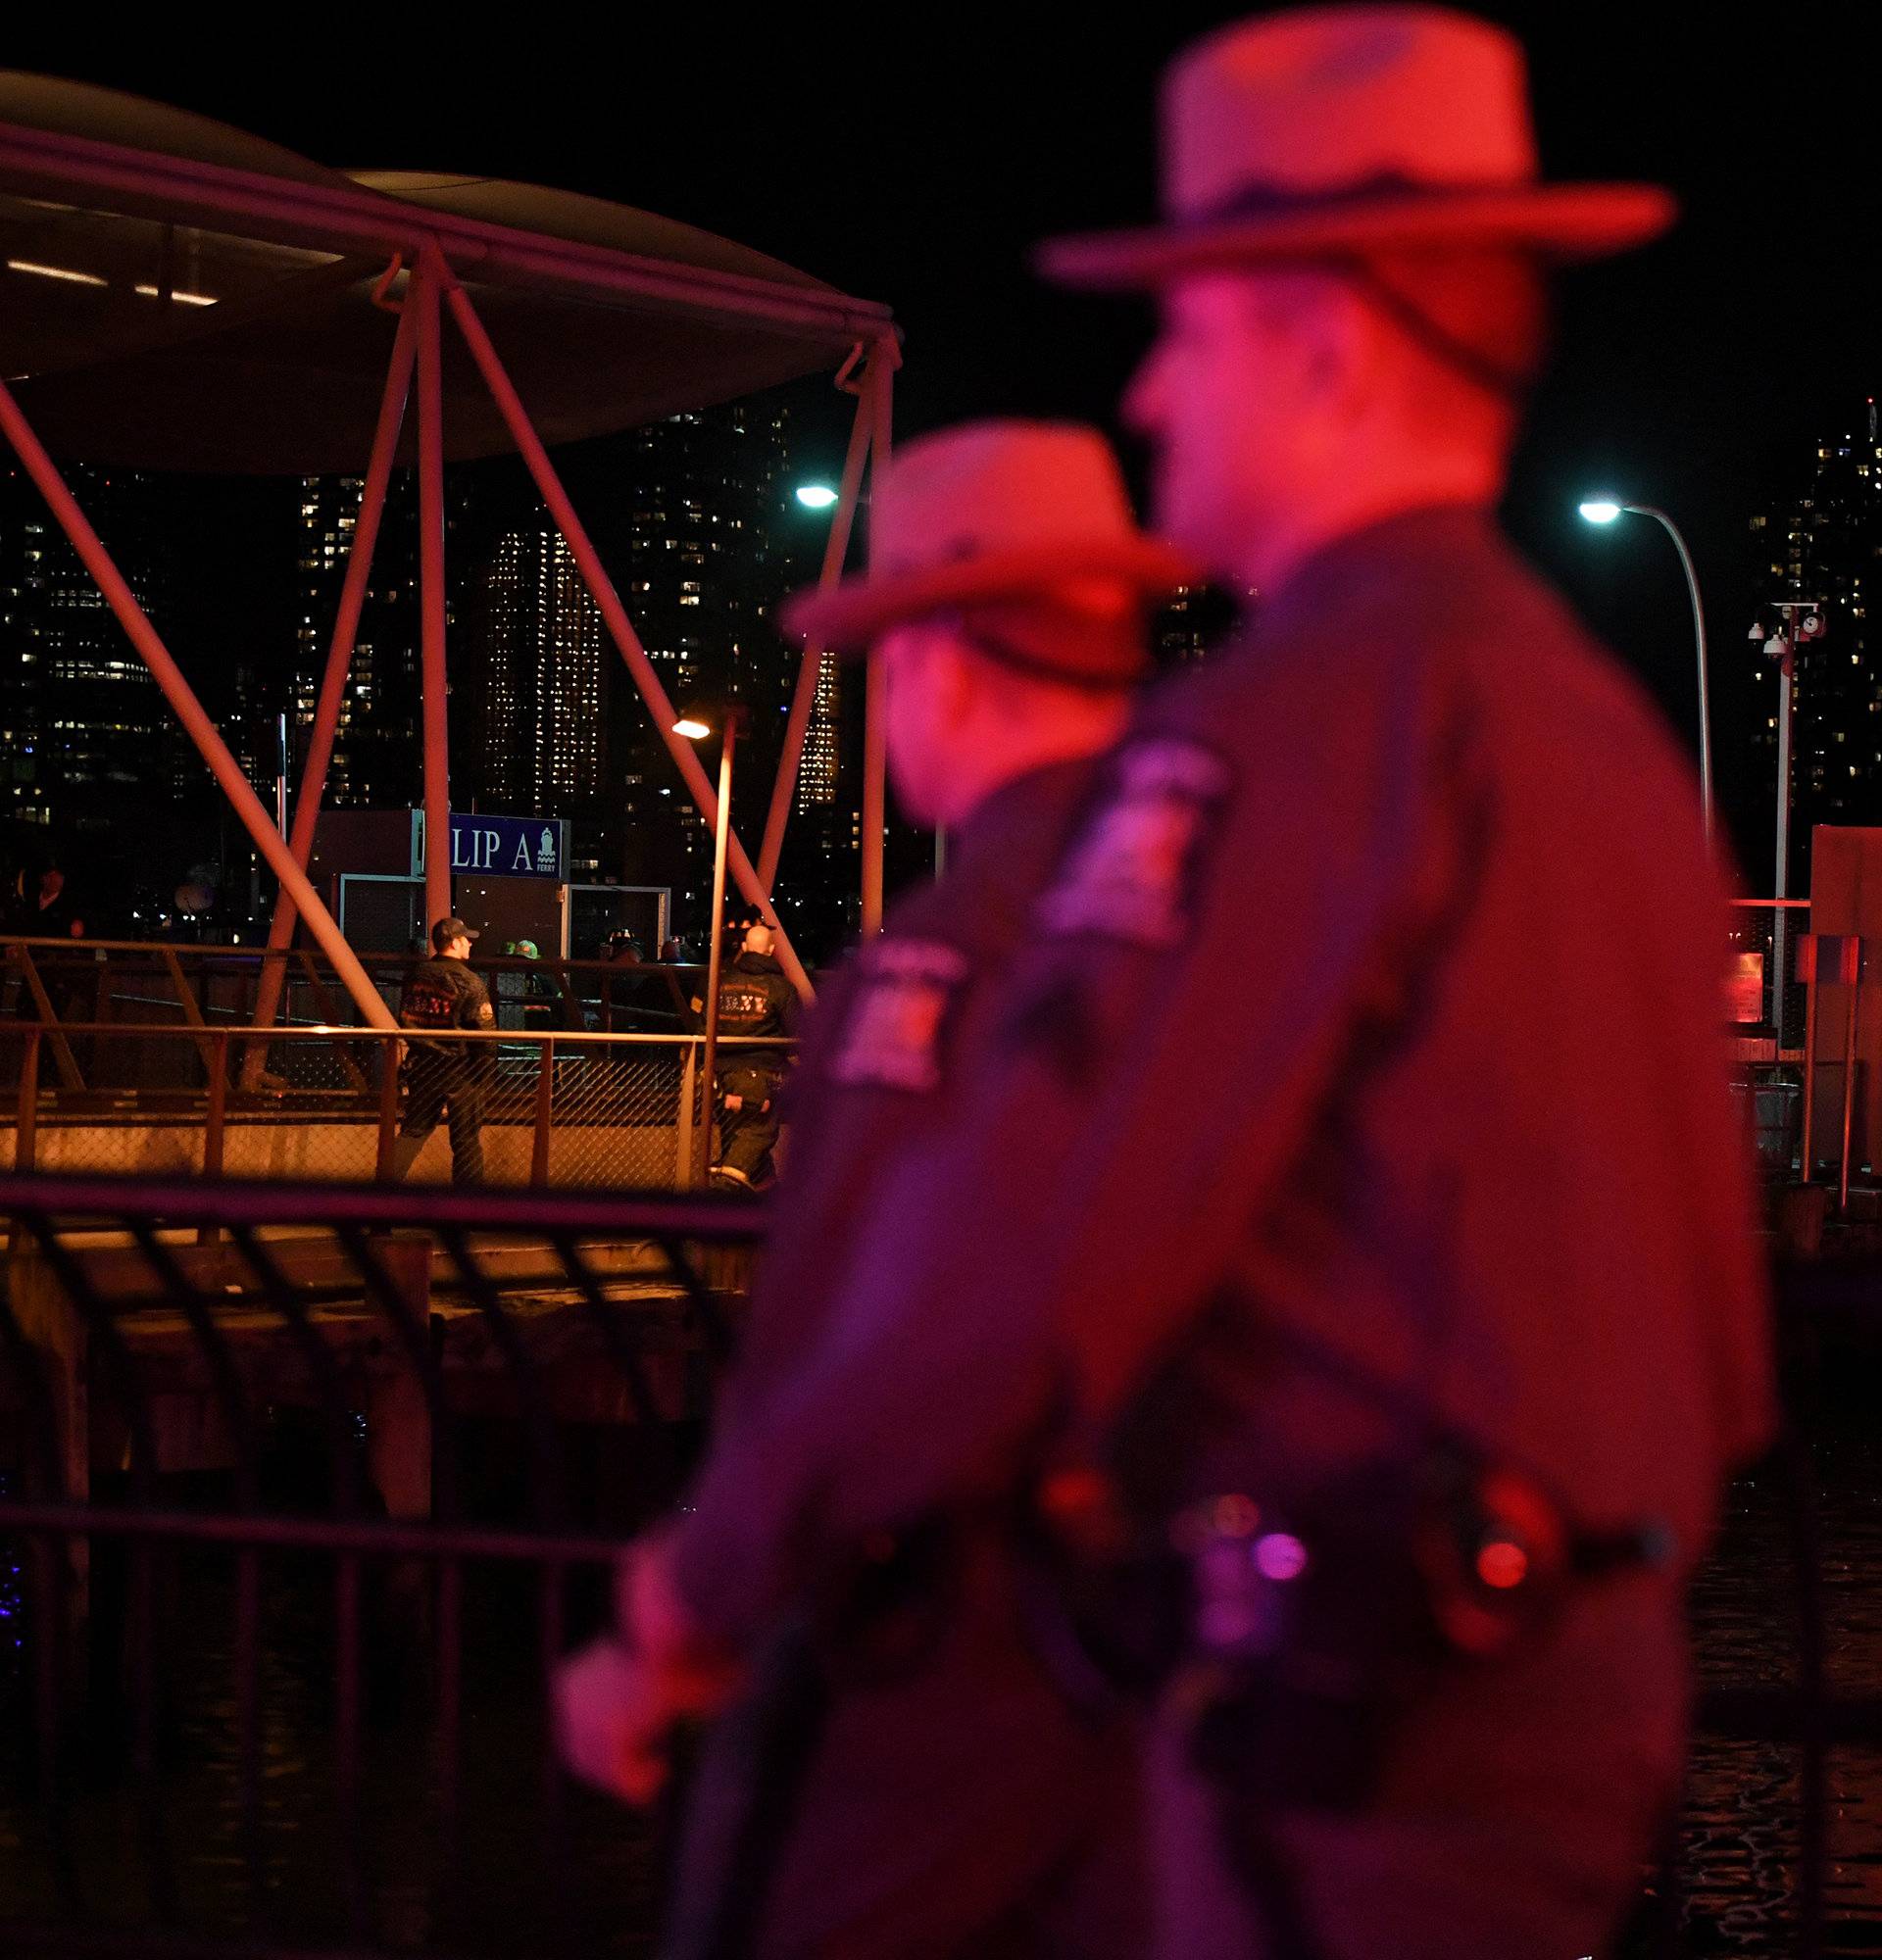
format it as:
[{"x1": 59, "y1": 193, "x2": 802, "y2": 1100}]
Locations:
[{"x1": 1751, "y1": 597, "x2": 1829, "y2": 1047}]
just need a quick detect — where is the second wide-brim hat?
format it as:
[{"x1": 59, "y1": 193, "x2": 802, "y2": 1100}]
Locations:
[
  {"x1": 782, "y1": 420, "x2": 1197, "y2": 674},
  {"x1": 1037, "y1": 6, "x2": 1676, "y2": 289}
]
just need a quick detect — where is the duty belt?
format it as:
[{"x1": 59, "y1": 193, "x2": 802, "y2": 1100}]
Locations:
[{"x1": 1023, "y1": 1440, "x2": 1668, "y2": 1813}]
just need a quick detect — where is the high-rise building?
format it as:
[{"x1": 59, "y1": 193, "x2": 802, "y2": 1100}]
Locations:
[
  {"x1": 457, "y1": 400, "x2": 811, "y2": 926},
  {"x1": 0, "y1": 463, "x2": 168, "y2": 826},
  {"x1": 287, "y1": 469, "x2": 436, "y2": 810},
  {"x1": 0, "y1": 462, "x2": 191, "y2": 914},
  {"x1": 472, "y1": 528, "x2": 607, "y2": 812},
  {"x1": 599, "y1": 401, "x2": 798, "y2": 919},
  {"x1": 1748, "y1": 400, "x2": 1882, "y2": 884},
  {"x1": 796, "y1": 646, "x2": 842, "y2": 813},
  {"x1": 283, "y1": 395, "x2": 856, "y2": 950}
]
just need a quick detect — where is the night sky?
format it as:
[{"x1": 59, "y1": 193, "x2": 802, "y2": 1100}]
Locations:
[{"x1": 11, "y1": 8, "x2": 1878, "y2": 879}]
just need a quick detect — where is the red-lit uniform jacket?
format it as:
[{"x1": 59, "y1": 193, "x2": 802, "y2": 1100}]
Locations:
[
  {"x1": 669, "y1": 760, "x2": 1144, "y2": 1959},
  {"x1": 671, "y1": 507, "x2": 1774, "y2": 1956},
  {"x1": 724, "y1": 759, "x2": 1094, "y2": 1410}
]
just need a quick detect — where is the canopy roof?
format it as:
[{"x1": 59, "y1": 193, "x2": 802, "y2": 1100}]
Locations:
[{"x1": 0, "y1": 74, "x2": 893, "y2": 472}]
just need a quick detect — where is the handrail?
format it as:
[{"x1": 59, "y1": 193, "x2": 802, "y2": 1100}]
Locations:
[
  {"x1": 0, "y1": 1167, "x2": 765, "y2": 1235},
  {"x1": 2, "y1": 931, "x2": 712, "y2": 970},
  {"x1": 0, "y1": 1021, "x2": 793, "y2": 1187},
  {"x1": 3, "y1": 1022, "x2": 793, "y2": 1049}
]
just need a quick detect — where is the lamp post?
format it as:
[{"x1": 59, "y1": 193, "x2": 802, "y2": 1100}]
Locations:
[
  {"x1": 1748, "y1": 601, "x2": 1828, "y2": 1051},
  {"x1": 1578, "y1": 498, "x2": 1713, "y2": 845},
  {"x1": 675, "y1": 708, "x2": 741, "y2": 1184}
]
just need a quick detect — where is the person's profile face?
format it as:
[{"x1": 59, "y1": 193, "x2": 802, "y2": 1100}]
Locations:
[
  {"x1": 1123, "y1": 271, "x2": 1317, "y2": 576},
  {"x1": 879, "y1": 622, "x2": 959, "y2": 828}
]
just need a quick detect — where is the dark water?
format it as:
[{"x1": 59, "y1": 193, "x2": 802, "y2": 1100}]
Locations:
[
  {"x1": 6, "y1": 1414, "x2": 1882, "y2": 1957},
  {"x1": 0, "y1": 1422, "x2": 670, "y2": 1956},
  {"x1": 1646, "y1": 1411, "x2": 1882, "y2": 1959}
]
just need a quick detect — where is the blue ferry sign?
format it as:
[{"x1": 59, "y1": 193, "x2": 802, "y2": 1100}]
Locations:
[{"x1": 413, "y1": 812, "x2": 568, "y2": 881}]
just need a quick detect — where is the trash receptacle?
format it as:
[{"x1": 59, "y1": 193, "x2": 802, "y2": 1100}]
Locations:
[{"x1": 1736, "y1": 1077, "x2": 1800, "y2": 1172}]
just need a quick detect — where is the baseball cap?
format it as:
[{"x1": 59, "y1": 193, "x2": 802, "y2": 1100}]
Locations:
[{"x1": 430, "y1": 917, "x2": 480, "y2": 951}]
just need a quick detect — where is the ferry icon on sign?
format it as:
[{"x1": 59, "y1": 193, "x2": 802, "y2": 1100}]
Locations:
[{"x1": 538, "y1": 827, "x2": 558, "y2": 874}]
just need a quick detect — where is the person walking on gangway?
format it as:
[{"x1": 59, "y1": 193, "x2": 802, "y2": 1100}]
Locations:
[{"x1": 389, "y1": 916, "x2": 494, "y2": 1187}]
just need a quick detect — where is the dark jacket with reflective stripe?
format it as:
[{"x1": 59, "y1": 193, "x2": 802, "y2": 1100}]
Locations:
[{"x1": 708, "y1": 952, "x2": 797, "y2": 1074}]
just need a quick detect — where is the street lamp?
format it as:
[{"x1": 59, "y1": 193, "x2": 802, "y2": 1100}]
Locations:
[
  {"x1": 1578, "y1": 496, "x2": 1713, "y2": 844},
  {"x1": 674, "y1": 707, "x2": 743, "y2": 1185},
  {"x1": 794, "y1": 484, "x2": 840, "y2": 511},
  {"x1": 1746, "y1": 600, "x2": 1828, "y2": 1054}
]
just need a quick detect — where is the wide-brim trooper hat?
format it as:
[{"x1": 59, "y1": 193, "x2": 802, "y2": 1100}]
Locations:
[
  {"x1": 782, "y1": 420, "x2": 1198, "y2": 684},
  {"x1": 1037, "y1": 6, "x2": 1675, "y2": 289}
]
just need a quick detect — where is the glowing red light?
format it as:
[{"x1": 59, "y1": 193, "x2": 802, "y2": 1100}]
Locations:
[
  {"x1": 1475, "y1": 1540, "x2": 1529, "y2": 1591},
  {"x1": 1038, "y1": 1467, "x2": 1110, "y2": 1522}
]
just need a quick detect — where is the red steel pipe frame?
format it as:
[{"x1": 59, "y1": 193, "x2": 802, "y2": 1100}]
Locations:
[
  {"x1": 0, "y1": 375, "x2": 399, "y2": 1031},
  {"x1": 0, "y1": 124, "x2": 891, "y2": 347},
  {"x1": 1842, "y1": 936, "x2": 1862, "y2": 1214},
  {"x1": 415, "y1": 253, "x2": 454, "y2": 930},
  {"x1": 249, "y1": 299, "x2": 419, "y2": 1044},
  {"x1": 697, "y1": 720, "x2": 738, "y2": 1185},
  {"x1": 442, "y1": 274, "x2": 817, "y2": 1003},
  {"x1": 758, "y1": 374, "x2": 873, "y2": 892},
  {"x1": 860, "y1": 340, "x2": 896, "y2": 937}
]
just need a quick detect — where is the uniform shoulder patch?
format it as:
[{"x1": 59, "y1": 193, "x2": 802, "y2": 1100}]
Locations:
[
  {"x1": 829, "y1": 939, "x2": 971, "y2": 1094},
  {"x1": 475, "y1": 1000, "x2": 495, "y2": 1025},
  {"x1": 1037, "y1": 736, "x2": 1232, "y2": 949}
]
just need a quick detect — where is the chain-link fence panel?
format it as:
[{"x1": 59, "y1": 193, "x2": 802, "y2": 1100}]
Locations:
[
  {"x1": 535, "y1": 1039, "x2": 692, "y2": 1190},
  {"x1": 0, "y1": 1020, "x2": 787, "y2": 1191}
]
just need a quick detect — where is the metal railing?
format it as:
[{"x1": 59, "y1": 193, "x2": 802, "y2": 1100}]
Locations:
[
  {"x1": 0, "y1": 1024, "x2": 793, "y2": 1192},
  {"x1": 0, "y1": 1170, "x2": 763, "y2": 1959},
  {"x1": 1727, "y1": 900, "x2": 1882, "y2": 1206},
  {"x1": 0, "y1": 1170, "x2": 1863, "y2": 1959},
  {"x1": 1, "y1": 934, "x2": 712, "y2": 1050}
]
